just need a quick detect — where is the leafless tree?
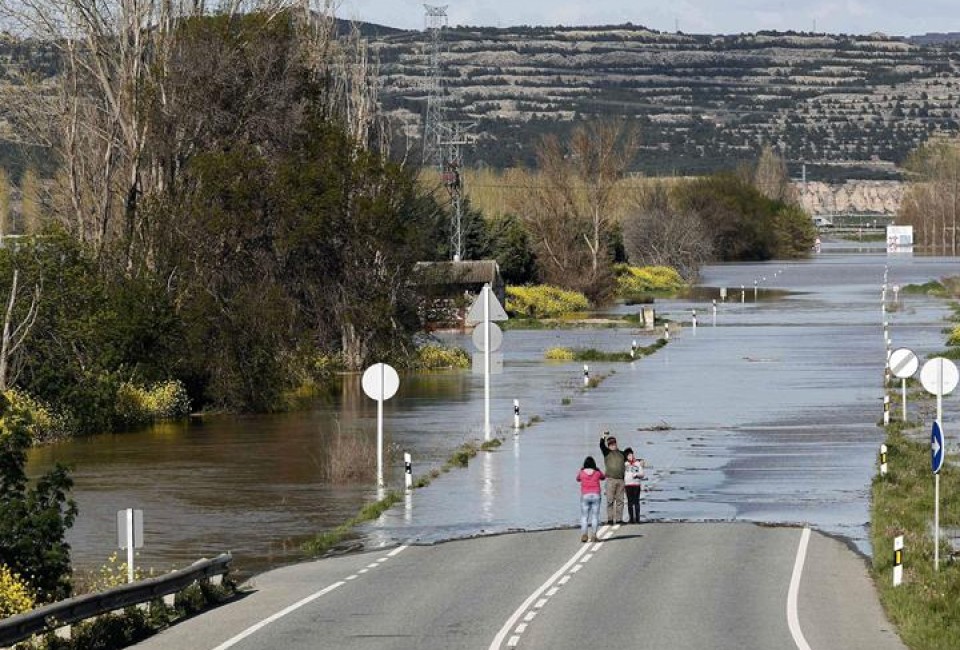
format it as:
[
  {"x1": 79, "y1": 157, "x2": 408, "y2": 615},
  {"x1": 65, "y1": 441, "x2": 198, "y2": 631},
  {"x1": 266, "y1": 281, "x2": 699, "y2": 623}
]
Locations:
[
  {"x1": 753, "y1": 145, "x2": 797, "y2": 205},
  {"x1": 622, "y1": 183, "x2": 712, "y2": 280},
  {"x1": 901, "y1": 138, "x2": 960, "y2": 254},
  {"x1": 0, "y1": 0, "x2": 354, "y2": 270},
  {"x1": 0, "y1": 269, "x2": 40, "y2": 391},
  {"x1": 514, "y1": 120, "x2": 638, "y2": 301}
]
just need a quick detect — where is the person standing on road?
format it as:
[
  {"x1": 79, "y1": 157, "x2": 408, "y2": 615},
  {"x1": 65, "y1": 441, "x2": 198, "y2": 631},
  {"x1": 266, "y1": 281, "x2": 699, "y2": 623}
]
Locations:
[
  {"x1": 599, "y1": 432, "x2": 625, "y2": 524},
  {"x1": 623, "y1": 448, "x2": 645, "y2": 524},
  {"x1": 576, "y1": 456, "x2": 605, "y2": 543}
]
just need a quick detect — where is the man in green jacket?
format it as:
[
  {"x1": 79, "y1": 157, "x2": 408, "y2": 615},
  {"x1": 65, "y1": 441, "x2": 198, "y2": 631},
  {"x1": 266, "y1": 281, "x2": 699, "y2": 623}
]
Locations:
[{"x1": 599, "y1": 431, "x2": 626, "y2": 525}]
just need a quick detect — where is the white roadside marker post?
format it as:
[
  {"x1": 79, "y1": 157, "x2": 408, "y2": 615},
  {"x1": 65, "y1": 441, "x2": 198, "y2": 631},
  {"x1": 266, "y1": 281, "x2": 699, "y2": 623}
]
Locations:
[
  {"x1": 879, "y1": 444, "x2": 888, "y2": 476},
  {"x1": 712, "y1": 299, "x2": 717, "y2": 326},
  {"x1": 583, "y1": 364, "x2": 590, "y2": 387},
  {"x1": 883, "y1": 395, "x2": 890, "y2": 426},
  {"x1": 513, "y1": 399, "x2": 520, "y2": 430},
  {"x1": 117, "y1": 508, "x2": 143, "y2": 583},
  {"x1": 893, "y1": 535, "x2": 904, "y2": 587},
  {"x1": 404, "y1": 452, "x2": 412, "y2": 490}
]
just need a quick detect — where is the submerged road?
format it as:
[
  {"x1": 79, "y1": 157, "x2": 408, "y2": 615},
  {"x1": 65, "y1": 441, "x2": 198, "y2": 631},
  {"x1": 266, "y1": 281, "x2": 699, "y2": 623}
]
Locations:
[{"x1": 133, "y1": 523, "x2": 904, "y2": 650}]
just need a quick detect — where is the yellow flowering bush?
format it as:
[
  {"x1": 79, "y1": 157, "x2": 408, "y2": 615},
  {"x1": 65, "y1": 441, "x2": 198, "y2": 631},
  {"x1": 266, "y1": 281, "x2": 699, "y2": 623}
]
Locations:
[
  {"x1": 115, "y1": 380, "x2": 191, "y2": 427},
  {"x1": 83, "y1": 553, "x2": 149, "y2": 593},
  {"x1": 506, "y1": 285, "x2": 590, "y2": 318},
  {"x1": 545, "y1": 347, "x2": 576, "y2": 360},
  {"x1": 3, "y1": 388, "x2": 69, "y2": 443},
  {"x1": 948, "y1": 325, "x2": 960, "y2": 347},
  {"x1": 416, "y1": 344, "x2": 470, "y2": 369},
  {"x1": 0, "y1": 564, "x2": 35, "y2": 618},
  {"x1": 614, "y1": 264, "x2": 685, "y2": 295}
]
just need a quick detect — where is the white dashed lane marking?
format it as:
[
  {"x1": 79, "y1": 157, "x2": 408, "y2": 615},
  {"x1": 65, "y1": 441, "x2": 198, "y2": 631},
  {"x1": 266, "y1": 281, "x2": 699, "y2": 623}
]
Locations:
[{"x1": 488, "y1": 525, "x2": 620, "y2": 649}]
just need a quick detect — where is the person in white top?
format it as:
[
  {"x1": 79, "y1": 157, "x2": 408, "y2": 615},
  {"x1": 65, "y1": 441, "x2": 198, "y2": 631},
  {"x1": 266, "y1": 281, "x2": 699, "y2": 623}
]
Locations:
[{"x1": 623, "y1": 447, "x2": 645, "y2": 524}]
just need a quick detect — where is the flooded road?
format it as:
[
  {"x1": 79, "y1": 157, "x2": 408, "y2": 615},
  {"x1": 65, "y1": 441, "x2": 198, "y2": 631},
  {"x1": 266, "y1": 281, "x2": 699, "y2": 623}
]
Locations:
[{"x1": 28, "y1": 252, "x2": 959, "y2": 577}]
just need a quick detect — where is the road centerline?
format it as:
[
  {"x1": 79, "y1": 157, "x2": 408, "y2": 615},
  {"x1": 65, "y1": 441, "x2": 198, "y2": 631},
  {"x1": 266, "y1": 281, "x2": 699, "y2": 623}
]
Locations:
[
  {"x1": 787, "y1": 527, "x2": 813, "y2": 650},
  {"x1": 488, "y1": 525, "x2": 616, "y2": 649}
]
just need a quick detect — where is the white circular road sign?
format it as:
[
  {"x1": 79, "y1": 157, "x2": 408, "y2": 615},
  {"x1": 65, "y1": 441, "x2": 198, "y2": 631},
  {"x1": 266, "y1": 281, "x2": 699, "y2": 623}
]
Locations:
[
  {"x1": 920, "y1": 357, "x2": 960, "y2": 397},
  {"x1": 889, "y1": 348, "x2": 919, "y2": 379},
  {"x1": 361, "y1": 363, "x2": 400, "y2": 401},
  {"x1": 472, "y1": 323, "x2": 503, "y2": 352}
]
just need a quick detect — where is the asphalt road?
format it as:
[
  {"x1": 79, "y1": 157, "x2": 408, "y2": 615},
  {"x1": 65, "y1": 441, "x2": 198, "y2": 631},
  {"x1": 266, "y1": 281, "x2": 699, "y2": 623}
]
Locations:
[{"x1": 132, "y1": 523, "x2": 905, "y2": 650}]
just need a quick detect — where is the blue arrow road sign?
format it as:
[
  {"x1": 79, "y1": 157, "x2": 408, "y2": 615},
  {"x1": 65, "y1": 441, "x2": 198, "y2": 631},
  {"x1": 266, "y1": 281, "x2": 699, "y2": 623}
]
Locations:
[{"x1": 932, "y1": 421, "x2": 945, "y2": 474}]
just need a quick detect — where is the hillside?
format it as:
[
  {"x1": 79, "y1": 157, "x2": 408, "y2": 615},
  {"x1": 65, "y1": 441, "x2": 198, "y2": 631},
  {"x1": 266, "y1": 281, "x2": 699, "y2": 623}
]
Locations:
[{"x1": 373, "y1": 25, "x2": 960, "y2": 179}]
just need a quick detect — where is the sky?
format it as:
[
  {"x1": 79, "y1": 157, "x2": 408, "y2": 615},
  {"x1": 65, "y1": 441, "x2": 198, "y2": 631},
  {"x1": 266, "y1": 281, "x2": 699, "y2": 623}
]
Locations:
[{"x1": 335, "y1": 0, "x2": 960, "y2": 36}]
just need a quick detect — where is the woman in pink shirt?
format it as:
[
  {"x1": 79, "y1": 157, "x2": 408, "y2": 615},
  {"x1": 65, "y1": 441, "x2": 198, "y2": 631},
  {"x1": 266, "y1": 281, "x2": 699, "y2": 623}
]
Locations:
[{"x1": 576, "y1": 456, "x2": 605, "y2": 543}]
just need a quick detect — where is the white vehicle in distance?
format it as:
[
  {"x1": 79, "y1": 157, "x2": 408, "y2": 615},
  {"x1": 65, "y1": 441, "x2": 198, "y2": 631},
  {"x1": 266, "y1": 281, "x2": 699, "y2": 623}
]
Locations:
[{"x1": 813, "y1": 216, "x2": 834, "y2": 228}]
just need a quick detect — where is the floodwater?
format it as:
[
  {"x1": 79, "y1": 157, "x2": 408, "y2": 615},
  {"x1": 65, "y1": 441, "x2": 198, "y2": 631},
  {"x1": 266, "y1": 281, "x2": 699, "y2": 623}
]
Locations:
[{"x1": 26, "y1": 250, "x2": 960, "y2": 578}]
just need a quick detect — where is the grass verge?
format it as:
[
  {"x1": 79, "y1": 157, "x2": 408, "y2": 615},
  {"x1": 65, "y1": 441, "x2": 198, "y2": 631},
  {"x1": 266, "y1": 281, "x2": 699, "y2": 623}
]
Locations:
[{"x1": 871, "y1": 426, "x2": 960, "y2": 649}]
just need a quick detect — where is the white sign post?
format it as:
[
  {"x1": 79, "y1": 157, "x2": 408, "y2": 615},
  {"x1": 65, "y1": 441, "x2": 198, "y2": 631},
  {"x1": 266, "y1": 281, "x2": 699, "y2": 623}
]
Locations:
[
  {"x1": 466, "y1": 284, "x2": 508, "y2": 440},
  {"x1": 117, "y1": 508, "x2": 143, "y2": 583},
  {"x1": 362, "y1": 362, "x2": 400, "y2": 489},
  {"x1": 920, "y1": 357, "x2": 959, "y2": 571},
  {"x1": 889, "y1": 348, "x2": 919, "y2": 421}
]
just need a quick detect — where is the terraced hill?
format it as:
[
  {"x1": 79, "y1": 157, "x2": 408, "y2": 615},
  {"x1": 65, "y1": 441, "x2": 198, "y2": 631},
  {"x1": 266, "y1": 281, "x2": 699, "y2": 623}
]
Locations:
[{"x1": 373, "y1": 25, "x2": 960, "y2": 179}]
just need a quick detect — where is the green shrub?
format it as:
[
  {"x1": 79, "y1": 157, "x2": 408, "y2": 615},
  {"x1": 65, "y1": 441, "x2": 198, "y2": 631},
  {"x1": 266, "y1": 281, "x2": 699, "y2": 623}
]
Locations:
[
  {"x1": 415, "y1": 344, "x2": 470, "y2": 370},
  {"x1": 506, "y1": 285, "x2": 590, "y2": 318},
  {"x1": 613, "y1": 264, "x2": 685, "y2": 295},
  {"x1": 0, "y1": 394, "x2": 76, "y2": 603},
  {"x1": 0, "y1": 563, "x2": 34, "y2": 618}
]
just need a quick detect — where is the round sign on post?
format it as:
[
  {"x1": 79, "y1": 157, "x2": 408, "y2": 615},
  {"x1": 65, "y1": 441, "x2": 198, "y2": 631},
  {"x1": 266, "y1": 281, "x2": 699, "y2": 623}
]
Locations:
[
  {"x1": 920, "y1": 357, "x2": 960, "y2": 396},
  {"x1": 362, "y1": 362, "x2": 399, "y2": 490},
  {"x1": 362, "y1": 363, "x2": 400, "y2": 401},
  {"x1": 472, "y1": 322, "x2": 503, "y2": 352},
  {"x1": 889, "y1": 348, "x2": 919, "y2": 379}
]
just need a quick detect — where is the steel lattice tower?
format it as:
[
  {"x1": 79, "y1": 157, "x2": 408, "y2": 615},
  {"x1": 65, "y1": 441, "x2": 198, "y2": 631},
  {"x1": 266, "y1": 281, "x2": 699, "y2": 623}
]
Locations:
[
  {"x1": 440, "y1": 121, "x2": 475, "y2": 261},
  {"x1": 422, "y1": 5, "x2": 448, "y2": 169}
]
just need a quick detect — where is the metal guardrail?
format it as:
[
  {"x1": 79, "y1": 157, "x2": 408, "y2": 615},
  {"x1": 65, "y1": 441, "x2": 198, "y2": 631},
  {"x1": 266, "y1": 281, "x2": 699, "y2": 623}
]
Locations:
[{"x1": 0, "y1": 553, "x2": 232, "y2": 647}]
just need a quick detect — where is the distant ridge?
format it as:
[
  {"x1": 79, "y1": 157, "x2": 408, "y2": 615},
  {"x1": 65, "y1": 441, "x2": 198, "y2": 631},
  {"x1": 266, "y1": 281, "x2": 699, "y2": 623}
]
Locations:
[{"x1": 908, "y1": 32, "x2": 960, "y2": 45}]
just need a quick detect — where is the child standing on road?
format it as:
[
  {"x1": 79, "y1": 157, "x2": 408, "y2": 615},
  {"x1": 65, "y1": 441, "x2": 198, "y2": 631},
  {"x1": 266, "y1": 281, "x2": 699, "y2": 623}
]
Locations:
[
  {"x1": 623, "y1": 448, "x2": 645, "y2": 524},
  {"x1": 576, "y1": 456, "x2": 605, "y2": 543}
]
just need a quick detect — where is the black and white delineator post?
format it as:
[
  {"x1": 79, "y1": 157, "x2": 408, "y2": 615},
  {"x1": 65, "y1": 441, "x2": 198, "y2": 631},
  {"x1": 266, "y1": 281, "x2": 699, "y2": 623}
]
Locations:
[
  {"x1": 893, "y1": 535, "x2": 904, "y2": 586},
  {"x1": 919, "y1": 356, "x2": 959, "y2": 571},
  {"x1": 361, "y1": 362, "x2": 400, "y2": 489},
  {"x1": 117, "y1": 508, "x2": 143, "y2": 583},
  {"x1": 712, "y1": 299, "x2": 717, "y2": 326},
  {"x1": 583, "y1": 364, "x2": 590, "y2": 387},
  {"x1": 513, "y1": 399, "x2": 520, "y2": 430},
  {"x1": 404, "y1": 452, "x2": 412, "y2": 490},
  {"x1": 889, "y1": 348, "x2": 918, "y2": 421},
  {"x1": 879, "y1": 443, "x2": 888, "y2": 476},
  {"x1": 466, "y1": 283, "x2": 508, "y2": 440}
]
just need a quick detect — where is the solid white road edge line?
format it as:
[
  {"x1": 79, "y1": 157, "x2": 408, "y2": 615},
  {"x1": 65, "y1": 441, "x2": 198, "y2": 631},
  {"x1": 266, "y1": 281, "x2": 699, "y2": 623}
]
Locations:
[
  {"x1": 787, "y1": 527, "x2": 813, "y2": 650},
  {"x1": 487, "y1": 527, "x2": 607, "y2": 650},
  {"x1": 210, "y1": 545, "x2": 409, "y2": 650}
]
